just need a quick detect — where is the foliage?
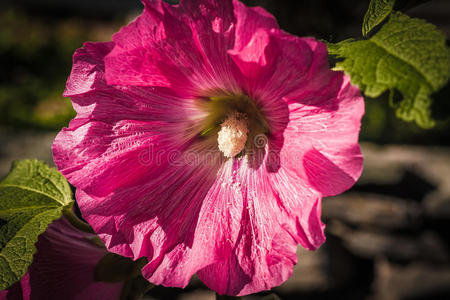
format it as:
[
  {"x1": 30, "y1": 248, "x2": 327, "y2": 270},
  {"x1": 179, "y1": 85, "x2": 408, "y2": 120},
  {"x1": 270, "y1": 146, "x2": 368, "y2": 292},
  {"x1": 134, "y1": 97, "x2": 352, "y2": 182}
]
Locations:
[
  {"x1": 329, "y1": 11, "x2": 450, "y2": 128},
  {"x1": 0, "y1": 0, "x2": 449, "y2": 297},
  {"x1": 0, "y1": 9, "x2": 124, "y2": 130},
  {"x1": 362, "y1": 0, "x2": 395, "y2": 36},
  {"x1": 0, "y1": 160, "x2": 73, "y2": 290}
]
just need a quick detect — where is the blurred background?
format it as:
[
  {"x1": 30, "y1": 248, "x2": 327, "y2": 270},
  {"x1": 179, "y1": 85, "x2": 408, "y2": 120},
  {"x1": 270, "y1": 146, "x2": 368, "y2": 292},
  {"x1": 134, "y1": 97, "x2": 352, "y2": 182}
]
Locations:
[{"x1": 0, "y1": 0, "x2": 449, "y2": 299}]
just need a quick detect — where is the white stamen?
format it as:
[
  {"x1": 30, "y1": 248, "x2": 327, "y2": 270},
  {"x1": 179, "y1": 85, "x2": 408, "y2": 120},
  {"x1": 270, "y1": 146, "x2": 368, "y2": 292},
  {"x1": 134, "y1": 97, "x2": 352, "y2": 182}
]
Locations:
[{"x1": 217, "y1": 112, "x2": 248, "y2": 158}]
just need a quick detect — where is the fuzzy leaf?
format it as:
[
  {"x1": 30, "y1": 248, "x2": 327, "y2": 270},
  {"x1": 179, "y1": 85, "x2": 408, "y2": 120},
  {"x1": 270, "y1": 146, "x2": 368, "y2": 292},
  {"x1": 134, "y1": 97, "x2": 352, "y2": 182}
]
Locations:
[
  {"x1": 362, "y1": 0, "x2": 432, "y2": 36},
  {"x1": 0, "y1": 160, "x2": 73, "y2": 290},
  {"x1": 328, "y1": 11, "x2": 450, "y2": 128},
  {"x1": 362, "y1": 0, "x2": 396, "y2": 36}
]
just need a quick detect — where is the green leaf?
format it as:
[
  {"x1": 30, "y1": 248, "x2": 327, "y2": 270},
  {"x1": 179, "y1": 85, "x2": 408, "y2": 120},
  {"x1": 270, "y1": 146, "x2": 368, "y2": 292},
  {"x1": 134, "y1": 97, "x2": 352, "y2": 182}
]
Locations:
[
  {"x1": 328, "y1": 11, "x2": 450, "y2": 128},
  {"x1": 362, "y1": 0, "x2": 396, "y2": 36},
  {"x1": 0, "y1": 160, "x2": 73, "y2": 290},
  {"x1": 362, "y1": 0, "x2": 432, "y2": 36}
]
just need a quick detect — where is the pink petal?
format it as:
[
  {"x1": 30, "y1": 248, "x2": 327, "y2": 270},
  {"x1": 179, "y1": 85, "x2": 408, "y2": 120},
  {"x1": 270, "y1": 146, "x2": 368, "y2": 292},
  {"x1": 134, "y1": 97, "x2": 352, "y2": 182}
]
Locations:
[
  {"x1": 282, "y1": 75, "x2": 364, "y2": 197},
  {"x1": 54, "y1": 43, "x2": 206, "y2": 197},
  {"x1": 76, "y1": 155, "x2": 321, "y2": 296},
  {"x1": 197, "y1": 154, "x2": 325, "y2": 295},
  {"x1": 75, "y1": 149, "x2": 230, "y2": 288},
  {"x1": 54, "y1": 119, "x2": 173, "y2": 197},
  {"x1": 230, "y1": 30, "x2": 329, "y2": 103},
  {"x1": 232, "y1": 0, "x2": 278, "y2": 51},
  {"x1": 0, "y1": 273, "x2": 30, "y2": 300},
  {"x1": 64, "y1": 42, "x2": 114, "y2": 97},
  {"x1": 105, "y1": 0, "x2": 240, "y2": 93},
  {"x1": 54, "y1": 0, "x2": 365, "y2": 296},
  {"x1": 227, "y1": 0, "x2": 278, "y2": 84},
  {"x1": 0, "y1": 218, "x2": 123, "y2": 300}
]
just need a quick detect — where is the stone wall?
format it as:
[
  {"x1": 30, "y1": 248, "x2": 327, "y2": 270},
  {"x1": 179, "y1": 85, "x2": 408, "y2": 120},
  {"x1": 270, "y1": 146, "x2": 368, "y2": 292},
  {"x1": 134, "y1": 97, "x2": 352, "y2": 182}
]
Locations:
[{"x1": 275, "y1": 144, "x2": 450, "y2": 300}]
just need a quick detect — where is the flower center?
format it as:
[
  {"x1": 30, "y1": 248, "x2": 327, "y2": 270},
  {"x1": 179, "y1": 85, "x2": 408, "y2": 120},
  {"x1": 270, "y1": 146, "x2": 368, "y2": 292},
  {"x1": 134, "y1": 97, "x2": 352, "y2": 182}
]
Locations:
[
  {"x1": 197, "y1": 93, "x2": 270, "y2": 158},
  {"x1": 217, "y1": 112, "x2": 248, "y2": 158}
]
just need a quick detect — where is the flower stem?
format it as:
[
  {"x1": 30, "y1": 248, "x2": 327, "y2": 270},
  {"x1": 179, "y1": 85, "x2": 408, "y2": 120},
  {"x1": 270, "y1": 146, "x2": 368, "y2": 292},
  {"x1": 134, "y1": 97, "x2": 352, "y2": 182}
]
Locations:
[{"x1": 63, "y1": 207, "x2": 95, "y2": 234}]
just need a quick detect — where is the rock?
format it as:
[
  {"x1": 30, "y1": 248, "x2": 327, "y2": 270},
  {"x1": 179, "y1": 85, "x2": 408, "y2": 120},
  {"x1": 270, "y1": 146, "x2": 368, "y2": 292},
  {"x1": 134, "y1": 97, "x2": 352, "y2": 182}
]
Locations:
[
  {"x1": 275, "y1": 247, "x2": 330, "y2": 294},
  {"x1": 329, "y1": 222, "x2": 417, "y2": 261},
  {"x1": 419, "y1": 231, "x2": 450, "y2": 263},
  {"x1": 328, "y1": 221, "x2": 449, "y2": 262},
  {"x1": 357, "y1": 144, "x2": 405, "y2": 186},
  {"x1": 323, "y1": 193, "x2": 422, "y2": 230},
  {"x1": 424, "y1": 190, "x2": 450, "y2": 220},
  {"x1": 360, "y1": 143, "x2": 450, "y2": 200},
  {"x1": 372, "y1": 259, "x2": 450, "y2": 300},
  {"x1": 276, "y1": 236, "x2": 359, "y2": 294}
]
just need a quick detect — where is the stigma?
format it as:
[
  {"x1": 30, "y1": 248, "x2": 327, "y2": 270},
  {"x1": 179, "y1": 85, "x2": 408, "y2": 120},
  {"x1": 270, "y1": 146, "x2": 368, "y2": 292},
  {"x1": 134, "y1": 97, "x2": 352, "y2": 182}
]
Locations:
[{"x1": 217, "y1": 112, "x2": 248, "y2": 158}]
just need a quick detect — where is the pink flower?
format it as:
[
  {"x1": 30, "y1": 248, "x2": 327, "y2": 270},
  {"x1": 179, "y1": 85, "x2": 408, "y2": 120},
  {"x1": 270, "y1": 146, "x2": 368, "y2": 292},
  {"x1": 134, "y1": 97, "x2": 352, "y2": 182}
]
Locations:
[
  {"x1": 0, "y1": 217, "x2": 124, "y2": 300},
  {"x1": 52, "y1": 0, "x2": 364, "y2": 296}
]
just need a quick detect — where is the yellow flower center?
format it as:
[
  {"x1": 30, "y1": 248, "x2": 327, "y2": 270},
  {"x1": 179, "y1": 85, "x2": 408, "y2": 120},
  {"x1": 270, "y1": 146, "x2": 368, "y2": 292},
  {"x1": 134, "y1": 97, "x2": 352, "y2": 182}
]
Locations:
[
  {"x1": 197, "y1": 93, "x2": 270, "y2": 158},
  {"x1": 217, "y1": 112, "x2": 248, "y2": 158}
]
